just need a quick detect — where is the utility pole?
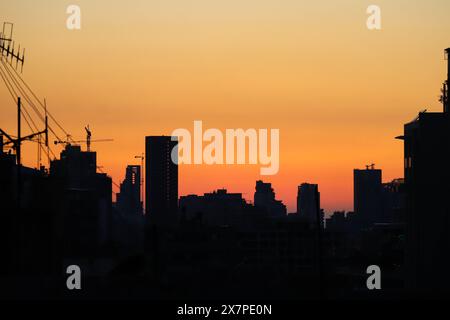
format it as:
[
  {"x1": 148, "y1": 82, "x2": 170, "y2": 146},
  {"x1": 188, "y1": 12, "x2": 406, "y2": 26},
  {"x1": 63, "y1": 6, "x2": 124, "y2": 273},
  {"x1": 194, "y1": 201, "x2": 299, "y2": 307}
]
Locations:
[{"x1": 44, "y1": 99, "x2": 50, "y2": 166}]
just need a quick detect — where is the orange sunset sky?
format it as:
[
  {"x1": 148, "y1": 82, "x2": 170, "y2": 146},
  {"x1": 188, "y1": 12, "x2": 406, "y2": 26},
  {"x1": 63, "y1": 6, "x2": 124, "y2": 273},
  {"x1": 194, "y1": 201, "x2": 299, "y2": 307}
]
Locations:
[{"x1": 1, "y1": 0, "x2": 449, "y2": 214}]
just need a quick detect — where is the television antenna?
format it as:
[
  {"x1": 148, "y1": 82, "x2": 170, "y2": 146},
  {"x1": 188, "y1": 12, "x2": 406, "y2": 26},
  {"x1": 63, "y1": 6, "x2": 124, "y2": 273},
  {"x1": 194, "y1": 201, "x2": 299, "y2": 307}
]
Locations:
[{"x1": 0, "y1": 22, "x2": 25, "y2": 72}]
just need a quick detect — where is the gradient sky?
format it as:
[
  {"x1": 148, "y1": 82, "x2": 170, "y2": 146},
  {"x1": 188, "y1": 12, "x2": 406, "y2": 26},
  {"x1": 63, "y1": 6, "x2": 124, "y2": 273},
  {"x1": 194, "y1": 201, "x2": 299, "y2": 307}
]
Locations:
[{"x1": 1, "y1": 0, "x2": 449, "y2": 214}]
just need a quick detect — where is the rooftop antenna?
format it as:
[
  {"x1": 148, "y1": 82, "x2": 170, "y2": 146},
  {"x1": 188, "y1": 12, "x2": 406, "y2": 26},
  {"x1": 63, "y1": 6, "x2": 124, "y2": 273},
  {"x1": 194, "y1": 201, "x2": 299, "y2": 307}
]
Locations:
[
  {"x1": 0, "y1": 22, "x2": 25, "y2": 72},
  {"x1": 365, "y1": 163, "x2": 375, "y2": 170}
]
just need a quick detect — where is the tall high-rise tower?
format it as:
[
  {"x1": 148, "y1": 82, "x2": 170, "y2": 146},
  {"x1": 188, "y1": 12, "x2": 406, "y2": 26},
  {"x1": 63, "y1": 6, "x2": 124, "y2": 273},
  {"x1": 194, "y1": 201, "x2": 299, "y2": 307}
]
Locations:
[
  {"x1": 297, "y1": 183, "x2": 322, "y2": 226},
  {"x1": 353, "y1": 167, "x2": 383, "y2": 227},
  {"x1": 145, "y1": 136, "x2": 178, "y2": 226},
  {"x1": 400, "y1": 48, "x2": 450, "y2": 291}
]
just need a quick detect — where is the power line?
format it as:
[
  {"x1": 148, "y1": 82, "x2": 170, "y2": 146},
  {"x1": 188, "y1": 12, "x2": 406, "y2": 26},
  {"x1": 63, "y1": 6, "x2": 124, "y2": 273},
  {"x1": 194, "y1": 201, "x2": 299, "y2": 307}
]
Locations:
[
  {"x1": 0, "y1": 61, "x2": 57, "y2": 164},
  {"x1": 1, "y1": 67, "x2": 42, "y2": 134},
  {"x1": 0, "y1": 63, "x2": 37, "y2": 133},
  {"x1": 1, "y1": 58, "x2": 64, "y2": 142},
  {"x1": 4, "y1": 58, "x2": 72, "y2": 142},
  {"x1": 1, "y1": 58, "x2": 45, "y2": 122}
]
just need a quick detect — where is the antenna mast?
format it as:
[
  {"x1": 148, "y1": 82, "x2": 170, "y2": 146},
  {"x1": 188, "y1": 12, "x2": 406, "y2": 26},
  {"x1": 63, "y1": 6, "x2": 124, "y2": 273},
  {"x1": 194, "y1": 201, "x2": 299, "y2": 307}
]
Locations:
[{"x1": 0, "y1": 22, "x2": 25, "y2": 72}]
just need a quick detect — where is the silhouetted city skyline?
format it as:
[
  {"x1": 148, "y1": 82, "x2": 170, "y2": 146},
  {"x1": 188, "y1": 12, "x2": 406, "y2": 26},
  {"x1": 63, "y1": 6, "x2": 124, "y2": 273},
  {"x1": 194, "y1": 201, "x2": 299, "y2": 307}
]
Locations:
[{"x1": 1, "y1": 6, "x2": 450, "y2": 303}]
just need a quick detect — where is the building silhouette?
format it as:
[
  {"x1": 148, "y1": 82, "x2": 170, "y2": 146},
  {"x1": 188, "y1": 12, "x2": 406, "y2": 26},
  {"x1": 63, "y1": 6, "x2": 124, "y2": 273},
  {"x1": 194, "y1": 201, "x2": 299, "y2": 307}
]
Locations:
[
  {"x1": 50, "y1": 144, "x2": 113, "y2": 265},
  {"x1": 253, "y1": 180, "x2": 286, "y2": 217},
  {"x1": 112, "y1": 165, "x2": 145, "y2": 258},
  {"x1": 402, "y1": 112, "x2": 450, "y2": 290},
  {"x1": 116, "y1": 165, "x2": 142, "y2": 216},
  {"x1": 382, "y1": 178, "x2": 406, "y2": 224},
  {"x1": 297, "y1": 183, "x2": 322, "y2": 227},
  {"x1": 145, "y1": 136, "x2": 178, "y2": 226},
  {"x1": 0, "y1": 148, "x2": 55, "y2": 275},
  {"x1": 353, "y1": 167, "x2": 383, "y2": 227},
  {"x1": 179, "y1": 189, "x2": 258, "y2": 227},
  {"x1": 399, "y1": 48, "x2": 450, "y2": 293}
]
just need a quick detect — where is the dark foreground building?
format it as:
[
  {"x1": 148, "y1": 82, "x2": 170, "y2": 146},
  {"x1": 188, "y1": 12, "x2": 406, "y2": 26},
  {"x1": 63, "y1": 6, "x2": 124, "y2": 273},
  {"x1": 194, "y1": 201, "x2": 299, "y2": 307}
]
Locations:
[
  {"x1": 402, "y1": 48, "x2": 450, "y2": 293},
  {"x1": 50, "y1": 144, "x2": 113, "y2": 271},
  {"x1": 0, "y1": 142, "x2": 114, "y2": 297}
]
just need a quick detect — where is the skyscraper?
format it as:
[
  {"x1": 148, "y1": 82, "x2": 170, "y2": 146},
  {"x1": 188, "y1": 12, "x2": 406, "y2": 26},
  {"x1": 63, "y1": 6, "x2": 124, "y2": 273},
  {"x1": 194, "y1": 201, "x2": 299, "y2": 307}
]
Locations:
[
  {"x1": 353, "y1": 167, "x2": 383, "y2": 227},
  {"x1": 254, "y1": 180, "x2": 287, "y2": 217},
  {"x1": 116, "y1": 165, "x2": 142, "y2": 216},
  {"x1": 297, "y1": 183, "x2": 322, "y2": 227},
  {"x1": 400, "y1": 48, "x2": 450, "y2": 292},
  {"x1": 145, "y1": 136, "x2": 178, "y2": 226},
  {"x1": 402, "y1": 111, "x2": 450, "y2": 291}
]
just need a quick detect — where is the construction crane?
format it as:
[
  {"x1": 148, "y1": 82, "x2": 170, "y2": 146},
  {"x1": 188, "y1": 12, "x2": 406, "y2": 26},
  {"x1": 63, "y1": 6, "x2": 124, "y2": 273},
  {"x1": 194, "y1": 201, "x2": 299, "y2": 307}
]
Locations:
[
  {"x1": 85, "y1": 125, "x2": 92, "y2": 151},
  {"x1": 54, "y1": 125, "x2": 113, "y2": 151}
]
